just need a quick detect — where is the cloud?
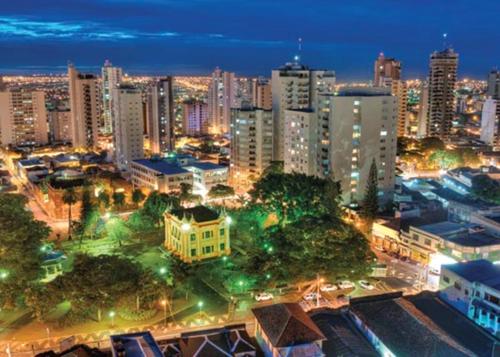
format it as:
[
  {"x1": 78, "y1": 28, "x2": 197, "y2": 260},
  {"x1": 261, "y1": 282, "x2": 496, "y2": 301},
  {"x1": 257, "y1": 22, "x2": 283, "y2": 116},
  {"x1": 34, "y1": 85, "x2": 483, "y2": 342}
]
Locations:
[{"x1": 0, "y1": 16, "x2": 285, "y2": 48}]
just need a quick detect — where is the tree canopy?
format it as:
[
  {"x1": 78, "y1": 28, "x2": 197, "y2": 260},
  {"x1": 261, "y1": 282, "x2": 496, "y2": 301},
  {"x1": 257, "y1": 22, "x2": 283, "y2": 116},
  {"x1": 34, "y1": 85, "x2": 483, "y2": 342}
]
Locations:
[{"x1": 208, "y1": 184, "x2": 235, "y2": 199}]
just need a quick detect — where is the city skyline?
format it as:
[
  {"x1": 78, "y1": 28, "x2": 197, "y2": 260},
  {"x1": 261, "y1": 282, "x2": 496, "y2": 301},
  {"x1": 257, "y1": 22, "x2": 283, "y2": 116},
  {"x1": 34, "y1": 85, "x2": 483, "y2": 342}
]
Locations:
[{"x1": 0, "y1": 0, "x2": 499, "y2": 79}]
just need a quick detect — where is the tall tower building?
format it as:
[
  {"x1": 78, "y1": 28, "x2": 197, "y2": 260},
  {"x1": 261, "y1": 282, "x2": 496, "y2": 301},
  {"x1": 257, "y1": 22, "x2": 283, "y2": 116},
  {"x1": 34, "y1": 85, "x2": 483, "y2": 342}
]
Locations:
[
  {"x1": 427, "y1": 48, "x2": 458, "y2": 139},
  {"x1": 480, "y1": 99, "x2": 499, "y2": 147},
  {"x1": 374, "y1": 53, "x2": 401, "y2": 86},
  {"x1": 48, "y1": 108, "x2": 72, "y2": 144},
  {"x1": 112, "y1": 84, "x2": 144, "y2": 171},
  {"x1": 373, "y1": 53, "x2": 407, "y2": 137},
  {"x1": 271, "y1": 61, "x2": 335, "y2": 161},
  {"x1": 487, "y1": 70, "x2": 500, "y2": 99},
  {"x1": 0, "y1": 90, "x2": 48, "y2": 147},
  {"x1": 417, "y1": 82, "x2": 429, "y2": 138},
  {"x1": 182, "y1": 100, "x2": 208, "y2": 136},
  {"x1": 252, "y1": 78, "x2": 272, "y2": 110},
  {"x1": 147, "y1": 77, "x2": 175, "y2": 154},
  {"x1": 68, "y1": 64, "x2": 101, "y2": 149},
  {"x1": 101, "y1": 60, "x2": 123, "y2": 134},
  {"x1": 230, "y1": 107, "x2": 273, "y2": 188},
  {"x1": 208, "y1": 68, "x2": 235, "y2": 134},
  {"x1": 0, "y1": 76, "x2": 6, "y2": 92}
]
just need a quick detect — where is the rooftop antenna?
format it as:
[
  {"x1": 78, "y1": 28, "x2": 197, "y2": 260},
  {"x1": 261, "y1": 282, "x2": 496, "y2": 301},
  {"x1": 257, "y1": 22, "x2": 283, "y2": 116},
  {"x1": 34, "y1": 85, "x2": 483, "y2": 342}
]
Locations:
[
  {"x1": 293, "y1": 37, "x2": 302, "y2": 64},
  {"x1": 443, "y1": 33, "x2": 448, "y2": 49}
]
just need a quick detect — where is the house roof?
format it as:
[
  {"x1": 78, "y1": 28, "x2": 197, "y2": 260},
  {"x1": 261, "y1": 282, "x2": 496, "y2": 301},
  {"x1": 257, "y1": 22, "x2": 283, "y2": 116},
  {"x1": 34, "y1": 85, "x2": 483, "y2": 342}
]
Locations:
[
  {"x1": 443, "y1": 260, "x2": 500, "y2": 290},
  {"x1": 349, "y1": 295, "x2": 474, "y2": 357},
  {"x1": 170, "y1": 206, "x2": 220, "y2": 223},
  {"x1": 133, "y1": 159, "x2": 190, "y2": 175},
  {"x1": 110, "y1": 332, "x2": 163, "y2": 357},
  {"x1": 252, "y1": 303, "x2": 325, "y2": 348}
]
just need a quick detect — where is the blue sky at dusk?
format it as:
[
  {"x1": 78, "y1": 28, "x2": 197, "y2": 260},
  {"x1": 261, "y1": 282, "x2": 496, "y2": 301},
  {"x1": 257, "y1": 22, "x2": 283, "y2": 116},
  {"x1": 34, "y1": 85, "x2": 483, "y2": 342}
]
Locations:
[{"x1": 0, "y1": 0, "x2": 498, "y2": 80}]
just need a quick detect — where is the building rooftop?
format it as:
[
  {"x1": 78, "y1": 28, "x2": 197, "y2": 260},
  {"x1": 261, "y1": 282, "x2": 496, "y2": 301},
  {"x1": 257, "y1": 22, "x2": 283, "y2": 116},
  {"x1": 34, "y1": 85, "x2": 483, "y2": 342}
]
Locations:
[
  {"x1": 252, "y1": 303, "x2": 325, "y2": 348},
  {"x1": 133, "y1": 159, "x2": 190, "y2": 175},
  {"x1": 186, "y1": 162, "x2": 226, "y2": 171},
  {"x1": 416, "y1": 221, "x2": 469, "y2": 236},
  {"x1": 170, "y1": 205, "x2": 220, "y2": 223},
  {"x1": 110, "y1": 332, "x2": 163, "y2": 357},
  {"x1": 446, "y1": 232, "x2": 500, "y2": 248},
  {"x1": 443, "y1": 260, "x2": 500, "y2": 290},
  {"x1": 337, "y1": 87, "x2": 392, "y2": 97},
  {"x1": 18, "y1": 158, "x2": 44, "y2": 167},
  {"x1": 349, "y1": 294, "x2": 473, "y2": 356}
]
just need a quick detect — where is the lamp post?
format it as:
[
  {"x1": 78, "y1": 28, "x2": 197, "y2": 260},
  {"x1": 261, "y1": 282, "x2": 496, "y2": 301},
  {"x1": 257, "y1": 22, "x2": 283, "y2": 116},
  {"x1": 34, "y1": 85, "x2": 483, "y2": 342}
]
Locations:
[
  {"x1": 197, "y1": 301, "x2": 204, "y2": 319},
  {"x1": 109, "y1": 310, "x2": 116, "y2": 328},
  {"x1": 161, "y1": 299, "x2": 167, "y2": 327}
]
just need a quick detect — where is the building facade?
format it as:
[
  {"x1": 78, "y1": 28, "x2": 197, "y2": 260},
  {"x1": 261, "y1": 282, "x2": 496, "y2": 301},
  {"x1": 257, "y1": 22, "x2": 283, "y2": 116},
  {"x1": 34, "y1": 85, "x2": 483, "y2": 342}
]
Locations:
[
  {"x1": 182, "y1": 100, "x2": 208, "y2": 136},
  {"x1": 252, "y1": 77, "x2": 272, "y2": 110},
  {"x1": 230, "y1": 107, "x2": 273, "y2": 188},
  {"x1": 481, "y1": 99, "x2": 499, "y2": 146},
  {"x1": 164, "y1": 206, "x2": 231, "y2": 263},
  {"x1": 147, "y1": 77, "x2": 175, "y2": 154},
  {"x1": 271, "y1": 61, "x2": 335, "y2": 161},
  {"x1": 101, "y1": 60, "x2": 123, "y2": 134},
  {"x1": 427, "y1": 48, "x2": 458, "y2": 139},
  {"x1": 68, "y1": 64, "x2": 101, "y2": 149},
  {"x1": 0, "y1": 90, "x2": 48, "y2": 147},
  {"x1": 207, "y1": 68, "x2": 235, "y2": 134},
  {"x1": 374, "y1": 53, "x2": 401, "y2": 86},
  {"x1": 48, "y1": 108, "x2": 72, "y2": 144},
  {"x1": 112, "y1": 84, "x2": 144, "y2": 171}
]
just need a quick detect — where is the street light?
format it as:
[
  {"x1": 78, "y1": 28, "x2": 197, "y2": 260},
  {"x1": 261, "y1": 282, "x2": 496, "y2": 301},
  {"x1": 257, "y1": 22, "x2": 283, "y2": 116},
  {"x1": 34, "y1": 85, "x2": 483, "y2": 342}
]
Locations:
[
  {"x1": 109, "y1": 310, "x2": 116, "y2": 327},
  {"x1": 197, "y1": 301, "x2": 204, "y2": 319},
  {"x1": 160, "y1": 299, "x2": 168, "y2": 327},
  {"x1": 0, "y1": 271, "x2": 8, "y2": 280},
  {"x1": 159, "y1": 267, "x2": 167, "y2": 275}
]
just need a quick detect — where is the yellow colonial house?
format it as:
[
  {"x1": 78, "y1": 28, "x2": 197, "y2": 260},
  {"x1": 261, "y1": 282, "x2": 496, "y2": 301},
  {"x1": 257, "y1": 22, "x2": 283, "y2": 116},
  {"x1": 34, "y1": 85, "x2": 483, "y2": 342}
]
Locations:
[{"x1": 164, "y1": 206, "x2": 231, "y2": 263}]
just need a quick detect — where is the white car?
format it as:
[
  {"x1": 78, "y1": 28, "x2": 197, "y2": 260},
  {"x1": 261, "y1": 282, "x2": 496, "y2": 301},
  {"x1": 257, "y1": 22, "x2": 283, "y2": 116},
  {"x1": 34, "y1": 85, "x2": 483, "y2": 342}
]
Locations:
[
  {"x1": 337, "y1": 280, "x2": 355, "y2": 290},
  {"x1": 358, "y1": 280, "x2": 375, "y2": 290},
  {"x1": 304, "y1": 292, "x2": 321, "y2": 301},
  {"x1": 255, "y1": 292, "x2": 274, "y2": 302},
  {"x1": 320, "y1": 283, "x2": 338, "y2": 292}
]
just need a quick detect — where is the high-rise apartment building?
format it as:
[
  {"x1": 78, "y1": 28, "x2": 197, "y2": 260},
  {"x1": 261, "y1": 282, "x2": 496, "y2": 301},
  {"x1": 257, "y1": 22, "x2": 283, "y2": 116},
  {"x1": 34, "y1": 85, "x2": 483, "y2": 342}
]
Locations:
[
  {"x1": 234, "y1": 77, "x2": 253, "y2": 108},
  {"x1": 182, "y1": 100, "x2": 208, "y2": 136},
  {"x1": 373, "y1": 53, "x2": 407, "y2": 137},
  {"x1": 112, "y1": 84, "x2": 144, "y2": 171},
  {"x1": 271, "y1": 61, "x2": 335, "y2": 161},
  {"x1": 48, "y1": 108, "x2": 72, "y2": 143},
  {"x1": 101, "y1": 60, "x2": 123, "y2": 134},
  {"x1": 147, "y1": 77, "x2": 175, "y2": 154},
  {"x1": 374, "y1": 53, "x2": 401, "y2": 86},
  {"x1": 0, "y1": 90, "x2": 48, "y2": 146},
  {"x1": 208, "y1": 68, "x2": 235, "y2": 134},
  {"x1": 283, "y1": 88, "x2": 397, "y2": 205},
  {"x1": 480, "y1": 99, "x2": 499, "y2": 146},
  {"x1": 487, "y1": 70, "x2": 500, "y2": 99},
  {"x1": 230, "y1": 107, "x2": 273, "y2": 188},
  {"x1": 417, "y1": 82, "x2": 429, "y2": 138},
  {"x1": 427, "y1": 48, "x2": 458, "y2": 139},
  {"x1": 0, "y1": 76, "x2": 6, "y2": 92},
  {"x1": 68, "y1": 64, "x2": 101, "y2": 149},
  {"x1": 252, "y1": 78, "x2": 272, "y2": 110}
]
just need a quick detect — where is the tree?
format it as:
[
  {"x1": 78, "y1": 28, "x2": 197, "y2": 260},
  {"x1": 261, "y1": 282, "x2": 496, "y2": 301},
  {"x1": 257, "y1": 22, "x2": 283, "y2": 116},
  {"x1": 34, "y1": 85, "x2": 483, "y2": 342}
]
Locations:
[
  {"x1": 62, "y1": 187, "x2": 78, "y2": 239},
  {"x1": 208, "y1": 184, "x2": 235, "y2": 199},
  {"x1": 106, "y1": 217, "x2": 131, "y2": 247},
  {"x1": 78, "y1": 186, "x2": 98, "y2": 239},
  {"x1": 262, "y1": 161, "x2": 284, "y2": 176},
  {"x1": 97, "y1": 190, "x2": 110, "y2": 209},
  {"x1": 142, "y1": 191, "x2": 181, "y2": 226},
  {"x1": 419, "y1": 137, "x2": 445, "y2": 152},
  {"x1": 112, "y1": 192, "x2": 126, "y2": 208},
  {"x1": 0, "y1": 194, "x2": 50, "y2": 308},
  {"x1": 179, "y1": 183, "x2": 193, "y2": 202},
  {"x1": 131, "y1": 188, "x2": 146, "y2": 207},
  {"x1": 360, "y1": 159, "x2": 379, "y2": 223},
  {"x1": 471, "y1": 175, "x2": 500, "y2": 204},
  {"x1": 429, "y1": 150, "x2": 463, "y2": 170},
  {"x1": 249, "y1": 172, "x2": 342, "y2": 227},
  {"x1": 49, "y1": 254, "x2": 144, "y2": 322}
]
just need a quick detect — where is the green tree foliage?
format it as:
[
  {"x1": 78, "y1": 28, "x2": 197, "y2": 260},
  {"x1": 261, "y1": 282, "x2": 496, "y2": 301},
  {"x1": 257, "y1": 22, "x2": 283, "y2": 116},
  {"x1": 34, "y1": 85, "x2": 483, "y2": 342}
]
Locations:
[
  {"x1": 471, "y1": 175, "x2": 500, "y2": 204},
  {"x1": 429, "y1": 150, "x2": 463, "y2": 170},
  {"x1": 112, "y1": 191, "x2": 126, "y2": 208},
  {"x1": 262, "y1": 161, "x2": 284, "y2": 176},
  {"x1": 106, "y1": 217, "x2": 131, "y2": 246},
  {"x1": 208, "y1": 184, "x2": 235, "y2": 199},
  {"x1": 131, "y1": 188, "x2": 146, "y2": 206},
  {"x1": 419, "y1": 137, "x2": 445, "y2": 152},
  {"x1": 78, "y1": 186, "x2": 99, "y2": 238},
  {"x1": 97, "y1": 190, "x2": 110, "y2": 209},
  {"x1": 250, "y1": 172, "x2": 342, "y2": 227},
  {"x1": 0, "y1": 194, "x2": 50, "y2": 308},
  {"x1": 142, "y1": 191, "x2": 180, "y2": 226},
  {"x1": 360, "y1": 159, "x2": 379, "y2": 222}
]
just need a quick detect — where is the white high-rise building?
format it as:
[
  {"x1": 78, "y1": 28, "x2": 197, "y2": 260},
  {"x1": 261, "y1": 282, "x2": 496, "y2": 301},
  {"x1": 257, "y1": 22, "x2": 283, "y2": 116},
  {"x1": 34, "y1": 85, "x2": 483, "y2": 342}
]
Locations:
[
  {"x1": 182, "y1": 100, "x2": 208, "y2": 136},
  {"x1": 112, "y1": 84, "x2": 144, "y2": 171},
  {"x1": 68, "y1": 64, "x2": 101, "y2": 149},
  {"x1": 208, "y1": 68, "x2": 235, "y2": 134},
  {"x1": 230, "y1": 107, "x2": 273, "y2": 188},
  {"x1": 101, "y1": 60, "x2": 123, "y2": 134},
  {"x1": 0, "y1": 90, "x2": 48, "y2": 147},
  {"x1": 481, "y1": 99, "x2": 499, "y2": 147},
  {"x1": 284, "y1": 109, "x2": 317, "y2": 176},
  {"x1": 487, "y1": 70, "x2": 500, "y2": 99},
  {"x1": 147, "y1": 77, "x2": 175, "y2": 154},
  {"x1": 417, "y1": 82, "x2": 429, "y2": 138},
  {"x1": 271, "y1": 61, "x2": 335, "y2": 161}
]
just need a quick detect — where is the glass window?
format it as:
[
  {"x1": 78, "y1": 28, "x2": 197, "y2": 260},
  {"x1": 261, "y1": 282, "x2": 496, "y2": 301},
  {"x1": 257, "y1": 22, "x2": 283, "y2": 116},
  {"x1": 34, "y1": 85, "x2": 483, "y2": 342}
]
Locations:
[
  {"x1": 191, "y1": 249, "x2": 196, "y2": 256},
  {"x1": 220, "y1": 228, "x2": 225, "y2": 236},
  {"x1": 220, "y1": 243, "x2": 225, "y2": 251},
  {"x1": 190, "y1": 234, "x2": 196, "y2": 241}
]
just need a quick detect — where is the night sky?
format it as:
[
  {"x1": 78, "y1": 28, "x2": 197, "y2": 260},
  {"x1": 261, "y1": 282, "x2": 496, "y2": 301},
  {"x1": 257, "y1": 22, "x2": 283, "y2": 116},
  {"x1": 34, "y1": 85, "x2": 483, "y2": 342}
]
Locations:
[{"x1": 0, "y1": 0, "x2": 498, "y2": 80}]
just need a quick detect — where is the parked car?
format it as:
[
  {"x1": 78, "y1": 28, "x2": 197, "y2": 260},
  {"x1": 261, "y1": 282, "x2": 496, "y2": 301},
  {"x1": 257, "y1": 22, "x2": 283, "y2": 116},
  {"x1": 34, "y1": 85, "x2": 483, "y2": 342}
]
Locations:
[
  {"x1": 255, "y1": 292, "x2": 274, "y2": 302},
  {"x1": 304, "y1": 292, "x2": 321, "y2": 301},
  {"x1": 320, "y1": 283, "x2": 338, "y2": 292},
  {"x1": 337, "y1": 280, "x2": 355, "y2": 290},
  {"x1": 358, "y1": 280, "x2": 375, "y2": 290}
]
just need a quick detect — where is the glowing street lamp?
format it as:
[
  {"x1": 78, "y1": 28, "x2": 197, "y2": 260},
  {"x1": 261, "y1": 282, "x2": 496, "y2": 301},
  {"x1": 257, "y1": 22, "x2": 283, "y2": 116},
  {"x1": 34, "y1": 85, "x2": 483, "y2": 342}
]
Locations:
[
  {"x1": 160, "y1": 299, "x2": 168, "y2": 327},
  {"x1": 0, "y1": 271, "x2": 8, "y2": 280},
  {"x1": 109, "y1": 310, "x2": 116, "y2": 327},
  {"x1": 159, "y1": 267, "x2": 167, "y2": 275},
  {"x1": 197, "y1": 301, "x2": 204, "y2": 319},
  {"x1": 225, "y1": 216, "x2": 232, "y2": 225}
]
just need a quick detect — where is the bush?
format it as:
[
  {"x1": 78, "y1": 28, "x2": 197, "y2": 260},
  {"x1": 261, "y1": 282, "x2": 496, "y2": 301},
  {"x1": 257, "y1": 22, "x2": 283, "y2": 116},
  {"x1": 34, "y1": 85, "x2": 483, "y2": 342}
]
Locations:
[{"x1": 118, "y1": 308, "x2": 157, "y2": 321}]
